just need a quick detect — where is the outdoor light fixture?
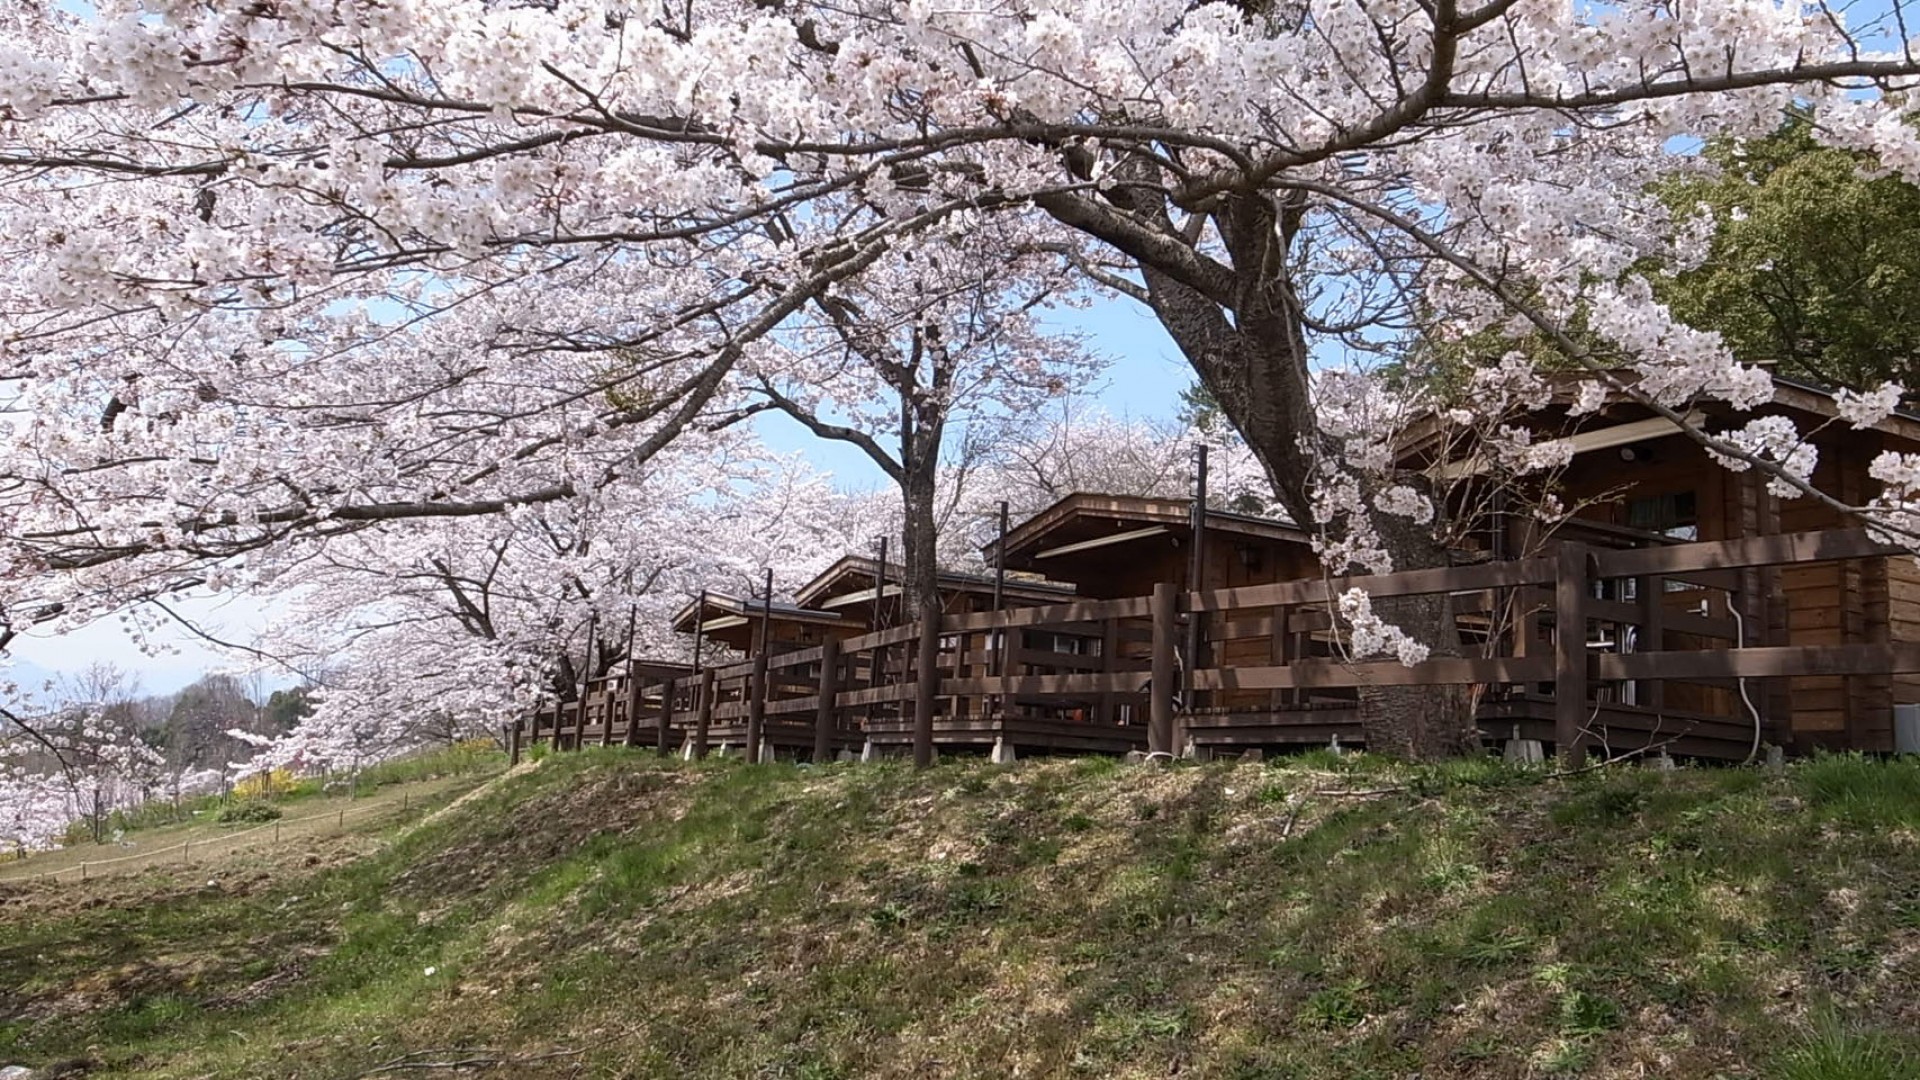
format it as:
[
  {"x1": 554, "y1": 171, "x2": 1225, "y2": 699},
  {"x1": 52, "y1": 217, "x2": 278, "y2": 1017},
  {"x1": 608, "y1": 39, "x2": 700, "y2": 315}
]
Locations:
[{"x1": 1618, "y1": 443, "x2": 1654, "y2": 463}]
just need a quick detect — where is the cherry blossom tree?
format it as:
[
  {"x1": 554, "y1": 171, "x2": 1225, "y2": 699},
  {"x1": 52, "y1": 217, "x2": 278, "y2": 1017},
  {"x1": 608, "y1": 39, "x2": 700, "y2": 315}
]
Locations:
[
  {"x1": 0, "y1": 662, "x2": 165, "y2": 844},
  {"x1": 978, "y1": 399, "x2": 1272, "y2": 520},
  {"x1": 246, "y1": 437, "x2": 857, "y2": 772},
  {"x1": 732, "y1": 220, "x2": 1099, "y2": 617},
  {"x1": 10, "y1": 0, "x2": 1920, "y2": 757}
]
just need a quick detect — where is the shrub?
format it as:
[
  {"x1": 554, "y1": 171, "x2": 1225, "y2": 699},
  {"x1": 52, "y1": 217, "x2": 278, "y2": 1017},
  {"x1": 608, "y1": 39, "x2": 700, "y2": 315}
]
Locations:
[
  {"x1": 215, "y1": 801, "x2": 282, "y2": 825},
  {"x1": 233, "y1": 767, "x2": 300, "y2": 800}
]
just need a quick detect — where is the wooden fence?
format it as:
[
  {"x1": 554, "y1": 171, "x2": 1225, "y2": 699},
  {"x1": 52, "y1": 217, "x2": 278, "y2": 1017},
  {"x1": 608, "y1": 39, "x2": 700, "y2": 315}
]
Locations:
[{"x1": 515, "y1": 527, "x2": 1919, "y2": 766}]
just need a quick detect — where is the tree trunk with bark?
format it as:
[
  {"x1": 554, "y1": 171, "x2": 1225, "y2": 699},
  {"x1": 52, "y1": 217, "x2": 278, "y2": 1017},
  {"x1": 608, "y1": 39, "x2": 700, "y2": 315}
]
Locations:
[
  {"x1": 1042, "y1": 180, "x2": 1479, "y2": 760},
  {"x1": 899, "y1": 383, "x2": 947, "y2": 767},
  {"x1": 1360, "y1": 512, "x2": 1483, "y2": 759}
]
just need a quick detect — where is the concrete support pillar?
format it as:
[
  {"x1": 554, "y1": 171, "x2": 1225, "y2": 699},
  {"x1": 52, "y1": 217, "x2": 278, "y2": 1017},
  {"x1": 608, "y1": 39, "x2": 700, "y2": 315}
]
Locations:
[{"x1": 989, "y1": 737, "x2": 1016, "y2": 765}]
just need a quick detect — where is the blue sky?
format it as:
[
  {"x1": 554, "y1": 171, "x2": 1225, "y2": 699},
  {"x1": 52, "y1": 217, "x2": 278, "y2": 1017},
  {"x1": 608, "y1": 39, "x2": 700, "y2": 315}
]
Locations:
[{"x1": 753, "y1": 296, "x2": 1195, "y2": 487}]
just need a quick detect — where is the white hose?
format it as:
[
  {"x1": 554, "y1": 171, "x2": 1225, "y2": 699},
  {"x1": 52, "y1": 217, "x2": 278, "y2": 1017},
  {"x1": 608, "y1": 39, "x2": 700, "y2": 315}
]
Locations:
[{"x1": 1727, "y1": 601, "x2": 1762, "y2": 764}]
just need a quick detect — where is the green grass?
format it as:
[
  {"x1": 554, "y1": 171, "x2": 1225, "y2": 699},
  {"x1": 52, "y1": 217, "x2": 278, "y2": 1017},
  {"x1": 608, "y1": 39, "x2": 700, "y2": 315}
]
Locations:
[
  {"x1": 66, "y1": 742, "x2": 507, "y2": 844},
  {"x1": 3, "y1": 749, "x2": 1919, "y2": 1078},
  {"x1": 1771, "y1": 1016, "x2": 1916, "y2": 1080}
]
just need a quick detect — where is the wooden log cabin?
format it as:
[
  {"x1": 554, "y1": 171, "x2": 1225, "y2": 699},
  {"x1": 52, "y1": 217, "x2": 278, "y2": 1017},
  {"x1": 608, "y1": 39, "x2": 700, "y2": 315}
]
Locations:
[
  {"x1": 1403, "y1": 372, "x2": 1920, "y2": 756},
  {"x1": 516, "y1": 373, "x2": 1920, "y2": 765},
  {"x1": 986, "y1": 493, "x2": 1349, "y2": 750},
  {"x1": 664, "y1": 560, "x2": 1083, "y2": 758}
]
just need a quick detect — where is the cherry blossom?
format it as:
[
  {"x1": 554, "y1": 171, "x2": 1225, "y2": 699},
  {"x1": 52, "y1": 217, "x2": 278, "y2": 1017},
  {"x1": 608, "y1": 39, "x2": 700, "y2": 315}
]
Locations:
[{"x1": 5, "y1": 0, "x2": 1920, "y2": 758}]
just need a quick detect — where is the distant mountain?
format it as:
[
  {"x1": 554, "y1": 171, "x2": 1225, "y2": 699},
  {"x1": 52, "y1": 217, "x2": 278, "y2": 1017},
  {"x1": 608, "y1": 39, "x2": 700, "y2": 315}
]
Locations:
[{"x1": 2, "y1": 657, "x2": 61, "y2": 698}]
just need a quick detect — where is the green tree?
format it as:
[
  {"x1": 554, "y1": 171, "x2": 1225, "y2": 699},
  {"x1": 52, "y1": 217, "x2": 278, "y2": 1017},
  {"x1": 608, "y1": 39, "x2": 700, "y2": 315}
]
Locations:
[
  {"x1": 1656, "y1": 117, "x2": 1920, "y2": 390},
  {"x1": 263, "y1": 686, "x2": 313, "y2": 736}
]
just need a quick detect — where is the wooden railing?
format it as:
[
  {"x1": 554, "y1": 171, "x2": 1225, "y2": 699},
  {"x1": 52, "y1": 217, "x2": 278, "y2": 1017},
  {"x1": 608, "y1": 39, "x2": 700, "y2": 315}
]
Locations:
[{"x1": 513, "y1": 527, "x2": 1917, "y2": 765}]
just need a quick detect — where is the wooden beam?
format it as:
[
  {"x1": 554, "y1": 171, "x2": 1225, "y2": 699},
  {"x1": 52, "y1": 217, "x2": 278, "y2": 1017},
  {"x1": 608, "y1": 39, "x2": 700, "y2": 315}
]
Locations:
[
  {"x1": 746, "y1": 649, "x2": 769, "y2": 763},
  {"x1": 764, "y1": 644, "x2": 826, "y2": 669},
  {"x1": 940, "y1": 596, "x2": 1154, "y2": 635},
  {"x1": 832, "y1": 683, "x2": 914, "y2": 708},
  {"x1": 657, "y1": 678, "x2": 675, "y2": 754},
  {"x1": 1035, "y1": 525, "x2": 1169, "y2": 560},
  {"x1": 1591, "y1": 528, "x2": 1903, "y2": 578},
  {"x1": 1149, "y1": 582, "x2": 1176, "y2": 756},
  {"x1": 693, "y1": 667, "x2": 715, "y2": 759},
  {"x1": 1556, "y1": 542, "x2": 1591, "y2": 769},
  {"x1": 941, "y1": 672, "x2": 1147, "y2": 696},
  {"x1": 1189, "y1": 655, "x2": 1553, "y2": 690},
  {"x1": 1189, "y1": 558, "x2": 1556, "y2": 613},
  {"x1": 814, "y1": 636, "x2": 840, "y2": 763},
  {"x1": 1595, "y1": 642, "x2": 1920, "y2": 681},
  {"x1": 914, "y1": 600, "x2": 940, "y2": 769}
]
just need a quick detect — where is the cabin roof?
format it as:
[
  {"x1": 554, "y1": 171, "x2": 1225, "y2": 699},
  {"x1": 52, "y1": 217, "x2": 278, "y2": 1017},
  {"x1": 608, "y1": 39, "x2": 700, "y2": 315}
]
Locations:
[
  {"x1": 793, "y1": 554, "x2": 1076, "y2": 609},
  {"x1": 1397, "y1": 369, "x2": 1920, "y2": 464},
  {"x1": 668, "y1": 591, "x2": 845, "y2": 636},
  {"x1": 986, "y1": 492, "x2": 1308, "y2": 569}
]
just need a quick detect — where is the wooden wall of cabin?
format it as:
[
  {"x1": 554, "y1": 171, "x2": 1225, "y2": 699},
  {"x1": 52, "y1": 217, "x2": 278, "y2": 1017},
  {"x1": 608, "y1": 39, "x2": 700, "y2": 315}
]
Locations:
[
  {"x1": 1888, "y1": 552, "x2": 1920, "y2": 748},
  {"x1": 1548, "y1": 424, "x2": 1896, "y2": 753},
  {"x1": 1199, "y1": 533, "x2": 1321, "y2": 712},
  {"x1": 1029, "y1": 528, "x2": 1320, "y2": 714},
  {"x1": 1549, "y1": 432, "x2": 1735, "y2": 722},
  {"x1": 1772, "y1": 429, "x2": 1894, "y2": 752}
]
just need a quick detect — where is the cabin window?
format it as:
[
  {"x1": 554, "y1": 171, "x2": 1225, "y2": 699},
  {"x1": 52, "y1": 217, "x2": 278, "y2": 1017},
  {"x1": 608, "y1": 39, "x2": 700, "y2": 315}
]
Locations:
[
  {"x1": 1047, "y1": 633, "x2": 1099, "y2": 656},
  {"x1": 1625, "y1": 490, "x2": 1697, "y2": 541}
]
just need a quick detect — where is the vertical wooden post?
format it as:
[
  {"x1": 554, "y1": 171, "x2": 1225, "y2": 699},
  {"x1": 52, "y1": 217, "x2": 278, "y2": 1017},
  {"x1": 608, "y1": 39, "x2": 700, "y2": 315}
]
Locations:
[
  {"x1": 1097, "y1": 614, "x2": 1119, "y2": 725},
  {"x1": 1555, "y1": 541, "x2": 1591, "y2": 768},
  {"x1": 1149, "y1": 581, "x2": 1177, "y2": 756},
  {"x1": 874, "y1": 535, "x2": 891, "y2": 727},
  {"x1": 814, "y1": 636, "x2": 840, "y2": 762},
  {"x1": 610, "y1": 605, "x2": 635, "y2": 748},
  {"x1": 598, "y1": 677, "x2": 614, "y2": 748},
  {"x1": 946, "y1": 628, "x2": 967, "y2": 720},
  {"x1": 657, "y1": 677, "x2": 676, "y2": 754},
  {"x1": 1186, "y1": 443, "x2": 1209, "y2": 719},
  {"x1": 1640, "y1": 575, "x2": 1665, "y2": 715},
  {"x1": 747, "y1": 653, "x2": 770, "y2": 764},
  {"x1": 572, "y1": 617, "x2": 597, "y2": 751},
  {"x1": 913, "y1": 599, "x2": 940, "y2": 769},
  {"x1": 623, "y1": 664, "x2": 644, "y2": 748},
  {"x1": 507, "y1": 721, "x2": 522, "y2": 766},
  {"x1": 1269, "y1": 604, "x2": 1290, "y2": 713},
  {"x1": 694, "y1": 667, "x2": 716, "y2": 758},
  {"x1": 747, "y1": 568, "x2": 773, "y2": 764}
]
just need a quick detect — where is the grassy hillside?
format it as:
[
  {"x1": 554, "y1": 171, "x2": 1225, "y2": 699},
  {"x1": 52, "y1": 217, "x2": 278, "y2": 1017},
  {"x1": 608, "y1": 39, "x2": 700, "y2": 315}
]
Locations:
[{"x1": 2, "y1": 750, "x2": 1918, "y2": 1079}]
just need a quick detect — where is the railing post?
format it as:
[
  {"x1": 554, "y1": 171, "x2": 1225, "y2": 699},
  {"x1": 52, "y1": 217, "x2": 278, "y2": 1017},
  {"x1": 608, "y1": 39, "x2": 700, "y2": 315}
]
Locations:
[
  {"x1": 1098, "y1": 614, "x2": 1118, "y2": 725},
  {"x1": 814, "y1": 636, "x2": 841, "y2": 762},
  {"x1": 1640, "y1": 575, "x2": 1665, "y2": 714},
  {"x1": 1555, "y1": 541, "x2": 1591, "y2": 768},
  {"x1": 507, "y1": 721, "x2": 522, "y2": 766},
  {"x1": 657, "y1": 677, "x2": 675, "y2": 754},
  {"x1": 694, "y1": 667, "x2": 716, "y2": 759},
  {"x1": 624, "y1": 667, "x2": 643, "y2": 748},
  {"x1": 598, "y1": 677, "x2": 614, "y2": 747},
  {"x1": 1149, "y1": 581, "x2": 1177, "y2": 757},
  {"x1": 747, "y1": 651, "x2": 770, "y2": 764},
  {"x1": 914, "y1": 599, "x2": 941, "y2": 769}
]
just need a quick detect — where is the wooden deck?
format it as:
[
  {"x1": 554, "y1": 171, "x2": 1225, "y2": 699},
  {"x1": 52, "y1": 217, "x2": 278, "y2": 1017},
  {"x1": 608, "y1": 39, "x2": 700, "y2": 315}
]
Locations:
[{"x1": 514, "y1": 527, "x2": 1920, "y2": 766}]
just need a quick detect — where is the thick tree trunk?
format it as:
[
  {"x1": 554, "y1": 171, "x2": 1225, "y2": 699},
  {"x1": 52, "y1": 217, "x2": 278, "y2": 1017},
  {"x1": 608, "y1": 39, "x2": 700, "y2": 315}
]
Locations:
[
  {"x1": 1060, "y1": 185, "x2": 1478, "y2": 760},
  {"x1": 900, "y1": 454, "x2": 943, "y2": 768},
  {"x1": 1360, "y1": 512, "x2": 1483, "y2": 760}
]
